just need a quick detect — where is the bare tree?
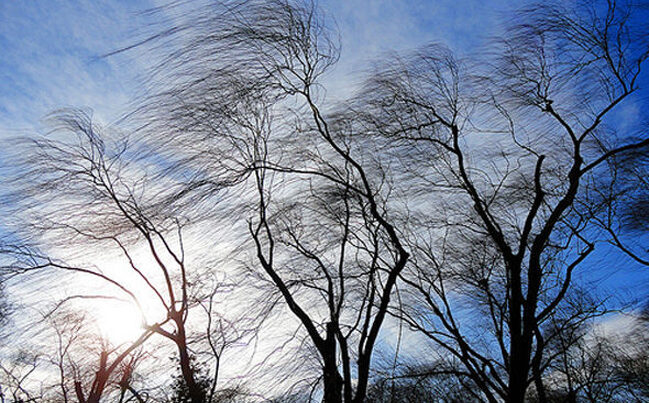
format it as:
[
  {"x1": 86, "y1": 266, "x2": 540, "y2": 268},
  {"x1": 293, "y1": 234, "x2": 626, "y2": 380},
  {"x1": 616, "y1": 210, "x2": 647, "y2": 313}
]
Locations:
[
  {"x1": 3, "y1": 0, "x2": 648, "y2": 402},
  {"x1": 535, "y1": 310, "x2": 649, "y2": 403},
  {"x1": 5, "y1": 109, "x2": 241, "y2": 402},
  {"x1": 128, "y1": 1, "x2": 410, "y2": 401},
  {"x1": 591, "y1": 146, "x2": 649, "y2": 267},
  {"x1": 0, "y1": 350, "x2": 42, "y2": 403},
  {"x1": 345, "y1": 1, "x2": 649, "y2": 402},
  {"x1": 69, "y1": 338, "x2": 150, "y2": 403}
]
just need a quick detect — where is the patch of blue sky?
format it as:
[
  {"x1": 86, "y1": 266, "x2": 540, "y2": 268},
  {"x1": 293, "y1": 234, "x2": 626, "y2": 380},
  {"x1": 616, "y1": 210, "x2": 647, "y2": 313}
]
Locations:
[
  {"x1": 0, "y1": 0, "x2": 539, "y2": 130},
  {"x1": 0, "y1": 0, "x2": 155, "y2": 133},
  {"x1": 318, "y1": 0, "x2": 528, "y2": 99}
]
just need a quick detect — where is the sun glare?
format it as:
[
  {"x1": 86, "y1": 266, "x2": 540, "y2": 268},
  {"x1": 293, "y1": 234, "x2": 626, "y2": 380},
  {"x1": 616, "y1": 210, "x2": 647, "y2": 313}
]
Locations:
[{"x1": 94, "y1": 301, "x2": 145, "y2": 346}]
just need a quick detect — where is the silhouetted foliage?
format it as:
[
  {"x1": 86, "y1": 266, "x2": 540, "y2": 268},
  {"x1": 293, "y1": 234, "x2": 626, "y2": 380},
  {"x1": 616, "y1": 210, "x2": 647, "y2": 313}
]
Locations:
[{"x1": 168, "y1": 357, "x2": 209, "y2": 403}]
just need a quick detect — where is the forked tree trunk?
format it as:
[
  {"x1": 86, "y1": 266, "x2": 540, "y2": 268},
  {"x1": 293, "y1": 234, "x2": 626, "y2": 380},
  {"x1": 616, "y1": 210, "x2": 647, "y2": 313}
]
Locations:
[{"x1": 79, "y1": 351, "x2": 110, "y2": 403}]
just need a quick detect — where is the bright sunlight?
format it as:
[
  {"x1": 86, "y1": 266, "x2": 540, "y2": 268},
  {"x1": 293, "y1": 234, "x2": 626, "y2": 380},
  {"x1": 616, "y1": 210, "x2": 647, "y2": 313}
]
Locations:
[{"x1": 94, "y1": 300, "x2": 145, "y2": 346}]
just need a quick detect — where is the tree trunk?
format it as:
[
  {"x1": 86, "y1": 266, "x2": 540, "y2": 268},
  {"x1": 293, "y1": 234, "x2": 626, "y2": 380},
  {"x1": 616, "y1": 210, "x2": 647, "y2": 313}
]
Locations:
[
  {"x1": 352, "y1": 354, "x2": 370, "y2": 403},
  {"x1": 175, "y1": 317, "x2": 204, "y2": 403},
  {"x1": 85, "y1": 351, "x2": 109, "y2": 403},
  {"x1": 322, "y1": 322, "x2": 343, "y2": 403},
  {"x1": 508, "y1": 339, "x2": 532, "y2": 403},
  {"x1": 531, "y1": 338, "x2": 547, "y2": 403}
]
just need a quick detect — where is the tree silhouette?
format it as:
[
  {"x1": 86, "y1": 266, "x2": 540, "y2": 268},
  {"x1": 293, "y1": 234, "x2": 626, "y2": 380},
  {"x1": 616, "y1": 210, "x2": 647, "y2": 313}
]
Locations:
[
  {"x1": 1, "y1": 0, "x2": 648, "y2": 402},
  {"x1": 348, "y1": 1, "x2": 649, "y2": 401}
]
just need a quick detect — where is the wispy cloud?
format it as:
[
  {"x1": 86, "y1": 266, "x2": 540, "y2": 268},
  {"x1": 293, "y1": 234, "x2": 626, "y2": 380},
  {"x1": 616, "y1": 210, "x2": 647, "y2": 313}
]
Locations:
[
  {"x1": 0, "y1": 1, "x2": 155, "y2": 134},
  {"x1": 0, "y1": 0, "x2": 530, "y2": 131},
  {"x1": 319, "y1": 0, "x2": 527, "y2": 99}
]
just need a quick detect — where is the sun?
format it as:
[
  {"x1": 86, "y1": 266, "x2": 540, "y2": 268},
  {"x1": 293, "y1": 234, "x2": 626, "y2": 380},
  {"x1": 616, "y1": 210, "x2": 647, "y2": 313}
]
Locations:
[{"x1": 94, "y1": 300, "x2": 145, "y2": 346}]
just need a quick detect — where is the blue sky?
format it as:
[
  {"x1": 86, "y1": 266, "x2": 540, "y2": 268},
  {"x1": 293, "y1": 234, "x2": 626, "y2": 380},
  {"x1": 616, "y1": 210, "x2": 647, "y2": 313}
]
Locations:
[
  {"x1": 0, "y1": 0, "x2": 519, "y2": 133},
  {"x1": 0, "y1": 0, "x2": 153, "y2": 131},
  {"x1": 1, "y1": 0, "x2": 648, "y2": 312}
]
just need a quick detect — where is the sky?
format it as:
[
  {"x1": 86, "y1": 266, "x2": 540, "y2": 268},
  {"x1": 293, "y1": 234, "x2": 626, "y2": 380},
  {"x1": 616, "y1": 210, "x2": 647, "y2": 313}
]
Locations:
[
  {"x1": 0, "y1": 0, "x2": 535, "y2": 330},
  {"x1": 0, "y1": 0, "x2": 519, "y2": 134},
  {"x1": 0, "y1": 2, "x2": 649, "y2": 401},
  {"x1": 0, "y1": 1, "x2": 147, "y2": 131},
  {"x1": 2, "y1": 0, "x2": 649, "y2": 390},
  {"x1": 3, "y1": 0, "x2": 648, "y2": 281}
]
